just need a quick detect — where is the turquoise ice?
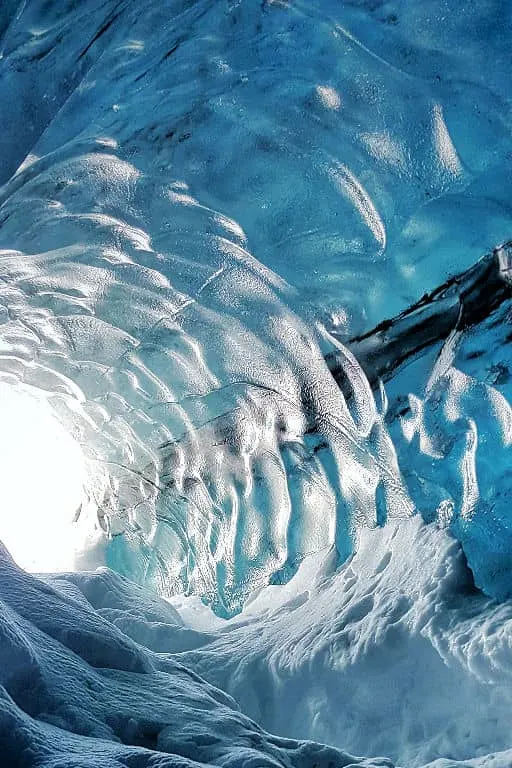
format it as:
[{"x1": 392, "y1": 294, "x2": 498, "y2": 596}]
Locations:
[{"x1": 0, "y1": 1, "x2": 511, "y2": 765}]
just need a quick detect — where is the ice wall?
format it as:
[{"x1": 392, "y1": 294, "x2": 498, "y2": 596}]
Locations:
[
  {"x1": 0, "y1": 0, "x2": 420, "y2": 615},
  {"x1": 0, "y1": 1, "x2": 512, "y2": 765}
]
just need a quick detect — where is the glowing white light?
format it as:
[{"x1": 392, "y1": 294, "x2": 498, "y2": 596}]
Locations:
[
  {"x1": 432, "y1": 103, "x2": 462, "y2": 177},
  {"x1": 316, "y1": 85, "x2": 342, "y2": 110},
  {"x1": 0, "y1": 382, "x2": 86, "y2": 572}
]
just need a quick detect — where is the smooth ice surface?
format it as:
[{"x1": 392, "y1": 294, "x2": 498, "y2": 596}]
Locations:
[{"x1": 0, "y1": 0, "x2": 511, "y2": 766}]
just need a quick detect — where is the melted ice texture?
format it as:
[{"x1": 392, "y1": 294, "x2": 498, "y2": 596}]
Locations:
[{"x1": 0, "y1": 0, "x2": 512, "y2": 766}]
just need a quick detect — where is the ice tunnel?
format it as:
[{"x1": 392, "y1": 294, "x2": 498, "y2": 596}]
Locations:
[{"x1": 0, "y1": 1, "x2": 512, "y2": 767}]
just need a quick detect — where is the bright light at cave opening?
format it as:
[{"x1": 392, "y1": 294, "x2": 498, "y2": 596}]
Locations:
[{"x1": 0, "y1": 382, "x2": 86, "y2": 572}]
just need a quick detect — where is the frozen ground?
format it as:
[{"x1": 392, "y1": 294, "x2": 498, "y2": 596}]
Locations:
[{"x1": 0, "y1": 0, "x2": 511, "y2": 766}]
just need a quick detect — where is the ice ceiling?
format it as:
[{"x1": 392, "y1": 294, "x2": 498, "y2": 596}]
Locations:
[{"x1": 0, "y1": 1, "x2": 512, "y2": 766}]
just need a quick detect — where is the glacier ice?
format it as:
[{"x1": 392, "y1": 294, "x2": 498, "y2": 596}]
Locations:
[{"x1": 0, "y1": 0, "x2": 511, "y2": 766}]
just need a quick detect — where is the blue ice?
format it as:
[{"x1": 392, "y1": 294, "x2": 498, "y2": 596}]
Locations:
[{"x1": 0, "y1": 1, "x2": 511, "y2": 766}]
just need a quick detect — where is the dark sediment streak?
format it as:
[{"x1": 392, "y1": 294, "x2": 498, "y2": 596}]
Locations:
[{"x1": 327, "y1": 241, "x2": 512, "y2": 389}]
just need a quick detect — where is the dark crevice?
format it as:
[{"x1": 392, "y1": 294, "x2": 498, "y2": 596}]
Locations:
[
  {"x1": 77, "y1": 9, "x2": 123, "y2": 61},
  {"x1": 326, "y1": 241, "x2": 512, "y2": 389}
]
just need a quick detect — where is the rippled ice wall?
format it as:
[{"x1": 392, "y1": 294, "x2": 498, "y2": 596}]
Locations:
[
  {"x1": 1, "y1": 0, "x2": 511, "y2": 612},
  {"x1": 0, "y1": 1, "x2": 512, "y2": 766}
]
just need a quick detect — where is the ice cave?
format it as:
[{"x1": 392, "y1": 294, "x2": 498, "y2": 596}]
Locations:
[{"x1": 0, "y1": 1, "x2": 512, "y2": 766}]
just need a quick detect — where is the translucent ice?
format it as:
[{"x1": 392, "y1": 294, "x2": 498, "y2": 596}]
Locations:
[{"x1": 0, "y1": 1, "x2": 511, "y2": 766}]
